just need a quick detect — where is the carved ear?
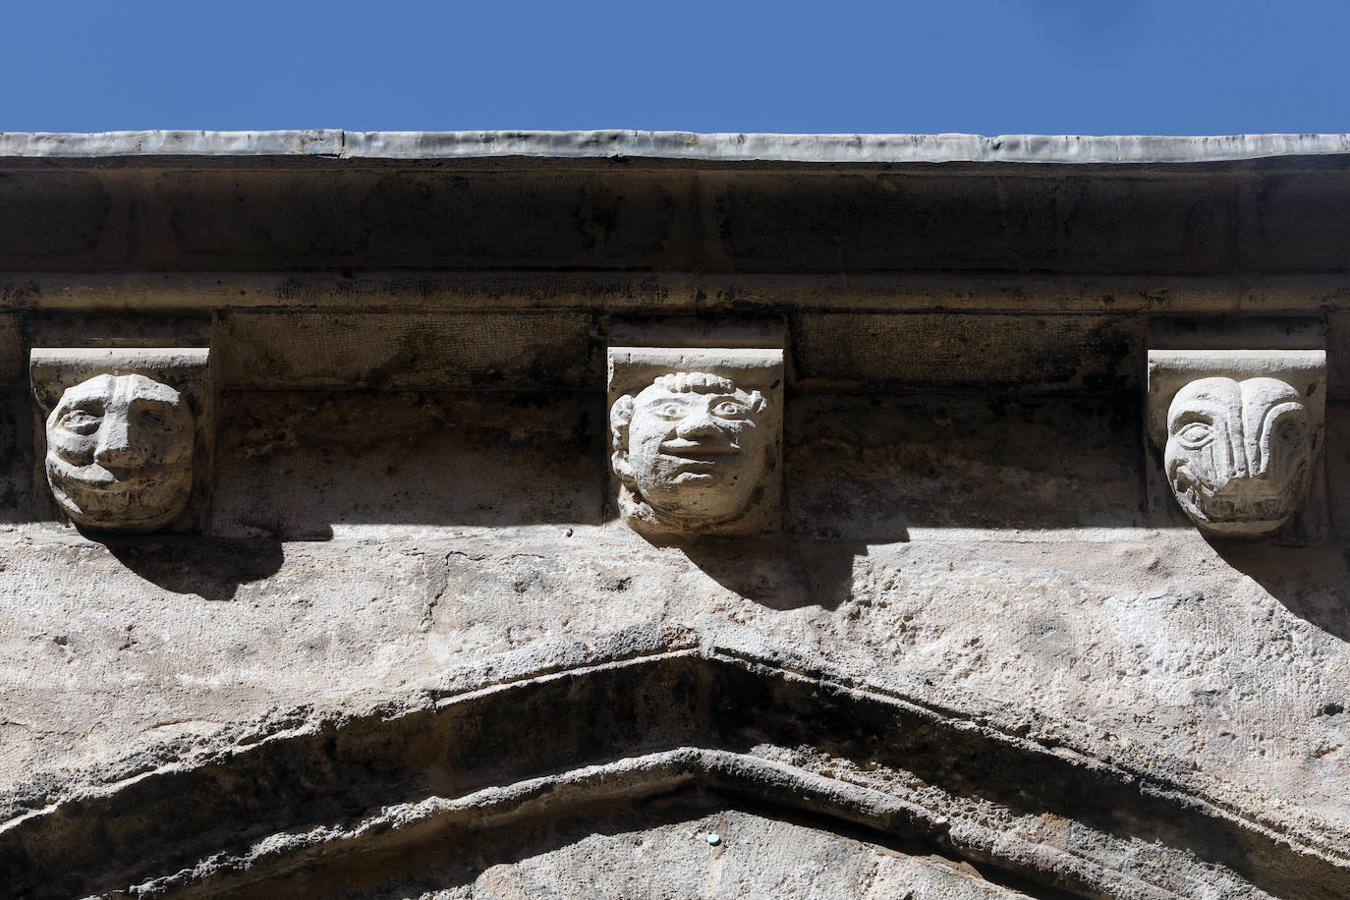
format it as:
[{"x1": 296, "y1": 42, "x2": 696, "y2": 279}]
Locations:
[
  {"x1": 609, "y1": 395, "x2": 635, "y2": 451},
  {"x1": 611, "y1": 450, "x2": 637, "y2": 492},
  {"x1": 609, "y1": 395, "x2": 637, "y2": 488}
]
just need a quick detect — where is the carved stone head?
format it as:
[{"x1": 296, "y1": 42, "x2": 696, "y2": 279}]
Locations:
[
  {"x1": 1164, "y1": 376, "x2": 1312, "y2": 536},
  {"x1": 611, "y1": 371, "x2": 772, "y2": 531},
  {"x1": 31, "y1": 348, "x2": 213, "y2": 535},
  {"x1": 45, "y1": 373, "x2": 196, "y2": 532}
]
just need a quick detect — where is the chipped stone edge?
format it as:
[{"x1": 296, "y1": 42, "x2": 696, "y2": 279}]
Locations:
[{"x1": 1, "y1": 130, "x2": 1350, "y2": 164}]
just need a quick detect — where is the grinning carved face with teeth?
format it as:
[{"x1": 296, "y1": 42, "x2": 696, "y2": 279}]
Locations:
[
  {"x1": 611, "y1": 372, "x2": 770, "y2": 530},
  {"x1": 45, "y1": 373, "x2": 195, "y2": 532},
  {"x1": 1164, "y1": 376, "x2": 1312, "y2": 536}
]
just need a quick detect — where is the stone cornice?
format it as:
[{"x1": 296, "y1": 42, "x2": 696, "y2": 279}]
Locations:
[{"x1": 1, "y1": 129, "x2": 1350, "y2": 166}]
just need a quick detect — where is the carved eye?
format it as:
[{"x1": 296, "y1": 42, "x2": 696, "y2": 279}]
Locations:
[
  {"x1": 652, "y1": 402, "x2": 686, "y2": 420},
  {"x1": 59, "y1": 410, "x2": 101, "y2": 436},
  {"x1": 711, "y1": 400, "x2": 750, "y2": 419},
  {"x1": 1175, "y1": 421, "x2": 1212, "y2": 449},
  {"x1": 135, "y1": 408, "x2": 176, "y2": 433},
  {"x1": 1276, "y1": 420, "x2": 1306, "y2": 450}
]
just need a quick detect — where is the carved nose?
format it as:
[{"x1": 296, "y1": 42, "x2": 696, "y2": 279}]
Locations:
[
  {"x1": 1205, "y1": 469, "x2": 1237, "y2": 493},
  {"x1": 676, "y1": 414, "x2": 720, "y2": 439},
  {"x1": 94, "y1": 415, "x2": 146, "y2": 468}
]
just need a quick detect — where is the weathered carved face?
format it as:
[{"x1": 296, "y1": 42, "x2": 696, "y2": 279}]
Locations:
[
  {"x1": 45, "y1": 373, "x2": 194, "y2": 532},
  {"x1": 611, "y1": 372, "x2": 770, "y2": 528},
  {"x1": 1164, "y1": 376, "x2": 1312, "y2": 536}
]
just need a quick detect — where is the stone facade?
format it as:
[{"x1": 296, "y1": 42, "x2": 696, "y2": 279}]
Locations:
[{"x1": 0, "y1": 131, "x2": 1348, "y2": 898}]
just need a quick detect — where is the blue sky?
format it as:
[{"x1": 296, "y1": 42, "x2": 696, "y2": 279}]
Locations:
[{"x1": 1, "y1": 0, "x2": 1346, "y2": 134}]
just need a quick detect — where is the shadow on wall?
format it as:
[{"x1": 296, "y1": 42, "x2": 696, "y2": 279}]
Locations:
[
  {"x1": 1212, "y1": 541, "x2": 1350, "y2": 644},
  {"x1": 1221, "y1": 397, "x2": 1350, "y2": 643},
  {"x1": 203, "y1": 390, "x2": 1149, "y2": 540},
  {"x1": 101, "y1": 534, "x2": 285, "y2": 602},
  {"x1": 785, "y1": 393, "x2": 1147, "y2": 537},
  {"x1": 0, "y1": 389, "x2": 31, "y2": 525},
  {"x1": 673, "y1": 537, "x2": 868, "y2": 612},
  {"x1": 8, "y1": 387, "x2": 1158, "y2": 538},
  {"x1": 208, "y1": 391, "x2": 608, "y2": 536}
]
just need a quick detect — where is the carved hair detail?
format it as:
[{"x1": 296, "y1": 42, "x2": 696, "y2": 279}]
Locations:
[
  {"x1": 651, "y1": 372, "x2": 736, "y2": 394},
  {"x1": 609, "y1": 393, "x2": 639, "y2": 495}
]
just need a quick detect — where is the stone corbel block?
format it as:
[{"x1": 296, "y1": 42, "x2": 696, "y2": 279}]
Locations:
[
  {"x1": 608, "y1": 321, "x2": 784, "y2": 536},
  {"x1": 30, "y1": 348, "x2": 214, "y2": 533},
  {"x1": 1146, "y1": 348, "x2": 1325, "y2": 539}
]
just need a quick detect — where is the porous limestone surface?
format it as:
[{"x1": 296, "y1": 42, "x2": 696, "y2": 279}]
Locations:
[
  {"x1": 405, "y1": 804, "x2": 1026, "y2": 899},
  {"x1": 2, "y1": 520, "x2": 1347, "y2": 852}
]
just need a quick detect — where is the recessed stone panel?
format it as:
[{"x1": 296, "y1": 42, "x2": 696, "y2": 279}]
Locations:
[
  {"x1": 161, "y1": 170, "x2": 376, "y2": 262},
  {"x1": 0, "y1": 314, "x2": 21, "y2": 388},
  {"x1": 215, "y1": 310, "x2": 601, "y2": 391},
  {"x1": 361, "y1": 170, "x2": 690, "y2": 268},
  {"x1": 0, "y1": 171, "x2": 111, "y2": 263},
  {"x1": 794, "y1": 312, "x2": 1141, "y2": 392},
  {"x1": 704, "y1": 170, "x2": 1240, "y2": 273},
  {"x1": 786, "y1": 393, "x2": 1144, "y2": 537},
  {"x1": 1239, "y1": 171, "x2": 1350, "y2": 272}
]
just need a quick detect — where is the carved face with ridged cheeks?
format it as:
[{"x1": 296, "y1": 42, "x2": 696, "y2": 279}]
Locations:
[
  {"x1": 611, "y1": 372, "x2": 769, "y2": 526},
  {"x1": 1165, "y1": 376, "x2": 1311, "y2": 536},
  {"x1": 45, "y1": 373, "x2": 194, "y2": 532}
]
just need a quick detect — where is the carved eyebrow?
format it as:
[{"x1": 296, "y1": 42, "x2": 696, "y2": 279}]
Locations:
[
  {"x1": 127, "y1": 395, "x2": 179, "y2": 410},
  {"x1": 1168, "y1": 401, "x2": 1222, "y2": 430},
  {"x1": 58, "y1": 397, "x2": 106, "y2": 414},
  {"x1": 1257, "y1": 401, "x2": 1307, "y2": 437}
]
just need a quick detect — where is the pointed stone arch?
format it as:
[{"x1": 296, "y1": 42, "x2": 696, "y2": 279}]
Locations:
[{"x1": 2, "y1": 650, "x2": 1345, "y2": 898}]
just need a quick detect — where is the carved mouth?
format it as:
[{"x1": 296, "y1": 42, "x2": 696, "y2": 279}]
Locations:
[
  {"x1": 50, "y1": 461, "x2": 186, "y2": 493},
  {"x1": 1172, "y1": 471, "x2": 1298, "y2": 526},
  {"x1": 1189, "y1": 493, "x2": 1290, "y2": 523},
  {"x1": 661, "y1": 439, "x2": 738, "y2": 456},
  {"x1": 659, "y1": 440, "x2": 739, "y2": 469},
  {"x1": 667, "y1": 472, "x2": 718, "y2": 486}
]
